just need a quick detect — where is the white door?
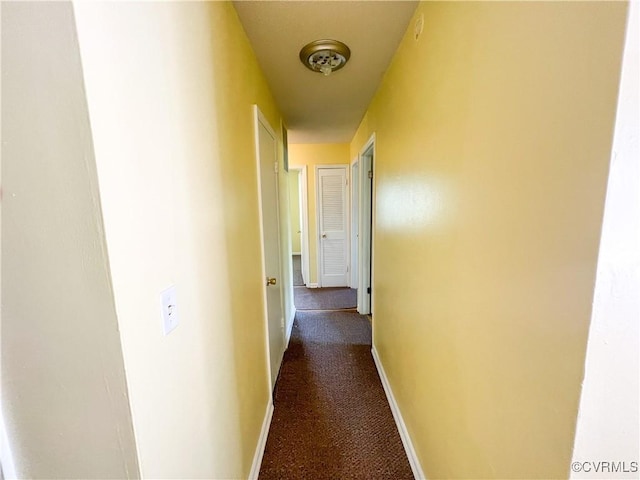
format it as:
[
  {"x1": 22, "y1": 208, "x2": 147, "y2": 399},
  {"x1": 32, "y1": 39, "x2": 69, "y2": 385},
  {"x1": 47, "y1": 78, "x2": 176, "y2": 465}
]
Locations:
[
  {"x1": 255, "y1": 107, "x2": 285, "y2": 392},
  {"x1": 317, "y1": 166, "x2": 349, "y2": 287}
]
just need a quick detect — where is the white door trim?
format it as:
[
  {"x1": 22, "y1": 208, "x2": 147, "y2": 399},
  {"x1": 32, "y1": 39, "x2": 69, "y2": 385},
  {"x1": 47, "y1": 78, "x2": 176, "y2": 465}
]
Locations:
[
  {"x1": 253, "y1": 105, "x2": 284, "y2": 392},
  {"x1": 350, "y1": 156, "x2": 359, "y2": 289},
  {"x1": 315, "y1": 165, "x2": 350, "y2": 288},
  {"x1": 299, "y1": 166, "x2": 310, "y2": 285},
  {"x1": 358, "y1": 133, "x2": 375, "y2": 315}
]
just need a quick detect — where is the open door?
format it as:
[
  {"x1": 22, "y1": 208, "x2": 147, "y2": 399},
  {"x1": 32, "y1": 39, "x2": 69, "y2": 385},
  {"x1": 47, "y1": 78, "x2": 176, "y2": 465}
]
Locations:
[{"x1": 254, "y1": 106, "x2": 285, "y2": 392}]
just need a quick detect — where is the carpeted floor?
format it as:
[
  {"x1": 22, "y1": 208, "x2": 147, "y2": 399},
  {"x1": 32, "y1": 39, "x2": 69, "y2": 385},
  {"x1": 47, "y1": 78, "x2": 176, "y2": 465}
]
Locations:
[
  {"x1": 259, "y1": 310, "x2": 413, "y2": 480},
  {"x1": 292, "y1": 255, "x2": 304, "y2": 286},
  {"x1": 294, "y1": 286, "x2": 357, "y2": 310}
]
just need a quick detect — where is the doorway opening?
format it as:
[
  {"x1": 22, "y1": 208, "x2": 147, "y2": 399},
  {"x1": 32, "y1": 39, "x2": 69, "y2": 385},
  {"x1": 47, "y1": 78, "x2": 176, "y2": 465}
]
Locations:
[{"x1": 288, "y1": 166, "x2": 309, "y2": 287}]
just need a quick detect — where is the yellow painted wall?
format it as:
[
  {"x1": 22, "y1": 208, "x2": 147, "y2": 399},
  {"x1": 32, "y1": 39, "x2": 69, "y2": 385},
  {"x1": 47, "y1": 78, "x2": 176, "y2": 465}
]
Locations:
[
  {"x1": 289, "y1": 172, "x2": 301, "y2": 253},
  {"x1": 74, "y1": 2, "x2": 288, "y2": 478},
  {"x1": 289, "y1": 143, "x2": 350, "y2": 285},
  {"x1": 350, "y1": 2, "x2": 628, "y2": 478}
]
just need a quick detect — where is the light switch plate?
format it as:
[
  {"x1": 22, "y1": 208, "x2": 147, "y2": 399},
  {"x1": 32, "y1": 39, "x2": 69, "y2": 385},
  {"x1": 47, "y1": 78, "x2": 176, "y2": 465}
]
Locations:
[{"x1": 161, "y1": 285, "x2": 179, "y2": 335}]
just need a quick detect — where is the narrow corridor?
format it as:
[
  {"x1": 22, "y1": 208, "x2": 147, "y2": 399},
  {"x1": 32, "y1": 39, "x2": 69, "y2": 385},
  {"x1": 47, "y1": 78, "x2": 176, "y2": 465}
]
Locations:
[
  {"x1": 4, "y1": 2, "x2": 636, "y2": 478},
  {"x1": 259, "y1": 285, "x2": 412, "y2": 479}
]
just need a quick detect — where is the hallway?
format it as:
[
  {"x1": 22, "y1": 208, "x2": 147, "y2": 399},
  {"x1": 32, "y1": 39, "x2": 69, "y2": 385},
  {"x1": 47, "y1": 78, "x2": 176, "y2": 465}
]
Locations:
[
  {"x1": 2, "y1": 2, "x2": 637, "y2": 479},
  {"x1": 259, "y1": 307, "x2": 412, "y2": 479}
]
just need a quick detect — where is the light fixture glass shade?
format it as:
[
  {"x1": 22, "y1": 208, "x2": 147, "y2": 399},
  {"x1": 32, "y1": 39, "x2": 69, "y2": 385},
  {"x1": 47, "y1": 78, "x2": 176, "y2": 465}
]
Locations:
[
  {"x1": 299, "y1": 40, "x2": 351, "y2": 76},
  {"x1": 320, "y1": 64, "x2": 333, "y2": 76}
]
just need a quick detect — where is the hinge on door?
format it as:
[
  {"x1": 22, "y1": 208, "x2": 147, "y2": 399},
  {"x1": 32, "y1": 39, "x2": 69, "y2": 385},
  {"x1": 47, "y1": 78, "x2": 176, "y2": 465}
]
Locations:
[
  {"x1": 274, "y1": 162, "x2": 279, "y2": 174},
  {"x1": 367, "y1": 287, "x2": 371, "y2": 294},
  {"x1": 368, "y1": 170, "x2": 373, "y2": 179},
  {"x1": 346, "y1": 265, "x2": 349, "y2": 273},
  {"x1": 346, "y1": 178, "x2": 348, "y2": 186}
]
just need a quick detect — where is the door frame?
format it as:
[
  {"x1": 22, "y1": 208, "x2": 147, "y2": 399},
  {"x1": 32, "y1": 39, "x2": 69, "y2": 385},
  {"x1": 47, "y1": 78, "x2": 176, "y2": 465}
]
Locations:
[
  {"x1": 357, "y1": 134, "x2": 375, "y2": 315},
  {"x1": 315, "y1": 164, "x2": 350, "y2": 288},
  {"x1": 350, "y1": 156, "x2": 359, "y2": 288},
  {"x1": 289, "y1": 166, "x2": 310, "y2": 286},
  {"x1": 253, "y1": 105, "x2": 285, "y2": 392}
]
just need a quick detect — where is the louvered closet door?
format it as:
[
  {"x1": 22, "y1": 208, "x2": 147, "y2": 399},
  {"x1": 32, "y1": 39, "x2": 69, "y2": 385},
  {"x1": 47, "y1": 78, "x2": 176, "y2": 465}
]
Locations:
[{"x1": 318, "y1": 167, "x2": 348, "y2": 287}]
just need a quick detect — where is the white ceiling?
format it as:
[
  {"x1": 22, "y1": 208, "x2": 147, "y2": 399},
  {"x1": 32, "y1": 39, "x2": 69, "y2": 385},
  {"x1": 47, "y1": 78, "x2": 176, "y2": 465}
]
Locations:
[{"x1": 233, "y1": 1, "x2": 418, "y2": 144}]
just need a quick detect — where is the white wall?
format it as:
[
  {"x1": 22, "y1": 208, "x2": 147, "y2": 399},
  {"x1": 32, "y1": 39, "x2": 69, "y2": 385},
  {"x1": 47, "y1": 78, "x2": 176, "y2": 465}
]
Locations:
[
  {"x1": 1, "y1": 3, "x2": 139, "y2": 478},
  {"x1": 570, "y1": 3, "x2": 639, "y2": 478}
]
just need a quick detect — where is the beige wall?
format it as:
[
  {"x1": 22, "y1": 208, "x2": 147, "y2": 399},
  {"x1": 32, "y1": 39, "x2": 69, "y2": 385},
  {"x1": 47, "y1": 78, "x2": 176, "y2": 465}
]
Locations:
[
  {"x1": 74, "y1": 2, "x2": 288, "y2": 478},
  {"x1": 1, "y1": 3, "x2": 139, "y2": 477},
  {"x1": 289, "y1": 172, "x2": 301, "y2": 254},
  {"x1": 289, "y1": 143, "x2": 350, "y2": 285},
  {"x1": 350, "y1": 2, "x2": 628, "y2": 478}
]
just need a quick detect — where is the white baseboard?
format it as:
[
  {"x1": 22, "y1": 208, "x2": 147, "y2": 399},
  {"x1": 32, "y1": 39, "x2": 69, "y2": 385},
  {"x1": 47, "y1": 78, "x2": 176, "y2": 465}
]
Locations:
[
  {"x1": 306, "y1": 283, "x2": 319, "y2": 288},
  {"x1": 371, "y1": 347, "x2": 426, "y2": 480},
  {"x1": 248, "y1": 400, "x2": 274, "y2": 480},
  {"x1": 286, "y1": 306, "x2": 296, "y2": 347}
]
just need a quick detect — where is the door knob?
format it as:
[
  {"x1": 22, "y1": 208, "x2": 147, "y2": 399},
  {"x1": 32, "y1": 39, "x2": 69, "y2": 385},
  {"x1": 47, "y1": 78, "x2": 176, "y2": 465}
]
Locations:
[
  {"x1": 266, "y1": 277, "x2": 277, "y2": 286},
  {"x1": 322, "y1": 234, "x2": 327, "y2": 238}
]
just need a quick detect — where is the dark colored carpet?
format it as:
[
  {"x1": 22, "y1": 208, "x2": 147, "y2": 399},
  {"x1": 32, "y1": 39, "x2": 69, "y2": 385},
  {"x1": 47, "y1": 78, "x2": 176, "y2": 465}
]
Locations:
[
  {"x1": 259, "y1": 310, "x2": 413, "y2": 480},
  {"x1": 292, "y1": 255, "x2": 304, "y2": 286},
  {"x1": 294, "y1": 287, "x2": 357, "y2": 310}
]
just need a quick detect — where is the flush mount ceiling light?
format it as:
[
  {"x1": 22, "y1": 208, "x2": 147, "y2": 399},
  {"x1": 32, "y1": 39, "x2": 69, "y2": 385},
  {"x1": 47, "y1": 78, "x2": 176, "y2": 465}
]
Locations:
[{"x1": 299, "y1": 39, "x2": 351, "y2": 76}]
